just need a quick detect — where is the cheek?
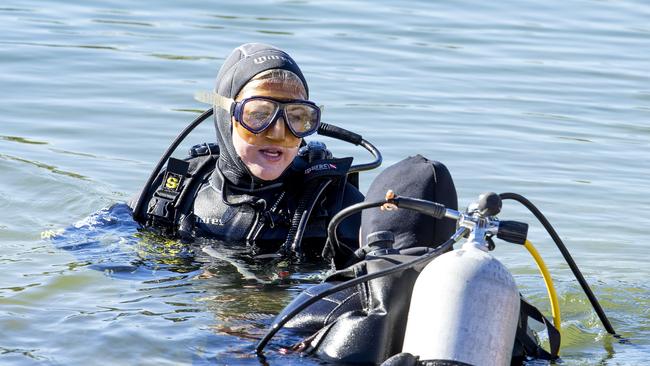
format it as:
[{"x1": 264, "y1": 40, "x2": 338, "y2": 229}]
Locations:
[
  {"x1": 232, "y1": 128, "x2": 299, "y2": 180},
  {"x1": 282, "y1": 147, "x2": 299, "y2": 164},
  {"x1": 234, "y1": 122, "x2": 301, "y2": 148},
  {"x1": 232, "y1": 129, "x2": 254, "y2": 162}
]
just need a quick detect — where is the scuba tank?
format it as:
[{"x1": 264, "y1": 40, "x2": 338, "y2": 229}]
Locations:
[
  {"x1": 401, "y1": 239, "x2": 520, "y2": 365},
  {"x1": 401, "y1": 193, "x2": 521, "y2": 365}
]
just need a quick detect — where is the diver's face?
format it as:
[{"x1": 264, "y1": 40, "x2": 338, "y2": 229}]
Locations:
[{"x1": 231, "y1": 80, "x2": 306, "y2": 181}]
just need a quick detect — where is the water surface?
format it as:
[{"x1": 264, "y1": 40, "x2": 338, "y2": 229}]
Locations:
[{"x1": 1, "y1": 0, "x2": 649, "y2": 365}]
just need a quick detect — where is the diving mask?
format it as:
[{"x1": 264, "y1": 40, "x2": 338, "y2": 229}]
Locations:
[{"x1": 196, "y1": 91, "x2": 321, "y2": 138}]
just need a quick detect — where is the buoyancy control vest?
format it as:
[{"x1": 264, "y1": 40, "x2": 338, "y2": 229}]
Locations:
[{"x1": 133, "y1": 141, "x2": 364, "y2": 257}]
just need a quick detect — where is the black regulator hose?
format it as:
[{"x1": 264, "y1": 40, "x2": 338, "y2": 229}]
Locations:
[
  {"x1": 499, "y1": 192, "x2": 618, "y2": 336},
  {"x1": 325, "y1": 200, "x2": 389, "y2": 258},
  {"x1": 351, "y1": 139, "x2": 383, "y2": 173},
  {"x1": 318, "y1": 122, "x2": 362, "y2": 145},
  {"x1": 132, "y1": 108, "x2": 214, "y2": 223},
  {"x1": 317, "y1": 122, "x2": 382, "y2": 173}
]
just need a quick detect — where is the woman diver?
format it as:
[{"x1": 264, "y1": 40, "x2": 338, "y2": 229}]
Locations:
[{"x1": 129, "y1": 43, "x2": 365, "y2": 261}]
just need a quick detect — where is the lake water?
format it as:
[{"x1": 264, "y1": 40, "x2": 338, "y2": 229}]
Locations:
[{"x1": 1, "y1": 0, "x2": 649, "y2": 364}]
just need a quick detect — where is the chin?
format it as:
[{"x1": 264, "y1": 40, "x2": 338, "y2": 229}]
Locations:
[
  {"x1": 245, "y1": 148, "x2": 297, "y2": 181},
  {"x1": 237, "y1": 145, "x2": 298, "y2": 181},
  {"x1": 249, "y1": 164, "x2": 287, "y2": 181}
]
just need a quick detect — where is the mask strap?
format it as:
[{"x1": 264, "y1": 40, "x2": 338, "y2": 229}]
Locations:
[{"x1": 195, "y1": 91, "x2": 235, "y2": 114}]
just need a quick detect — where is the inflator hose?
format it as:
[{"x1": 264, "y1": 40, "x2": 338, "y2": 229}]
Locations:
[{"x1": 499, "y1": 192, "x2": 617, "y2": 336}]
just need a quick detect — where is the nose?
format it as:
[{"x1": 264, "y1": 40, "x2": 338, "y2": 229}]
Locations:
[{"x1": 265, "y1": 115, "x2": 288, "y2": 140}]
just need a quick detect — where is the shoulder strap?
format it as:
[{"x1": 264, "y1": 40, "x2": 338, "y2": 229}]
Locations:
[{"x1": 146, "y1": 157, "x2": 190, "y2": 231}]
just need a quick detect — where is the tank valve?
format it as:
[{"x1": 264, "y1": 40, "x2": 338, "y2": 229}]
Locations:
[{"x1": 477, "y1": 192, "x2": 502, "y2": 217}]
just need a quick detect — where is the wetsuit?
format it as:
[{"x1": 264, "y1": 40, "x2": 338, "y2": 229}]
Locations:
[{"x1": 173, "y1": 145, "x2": 364, "y2": 256}]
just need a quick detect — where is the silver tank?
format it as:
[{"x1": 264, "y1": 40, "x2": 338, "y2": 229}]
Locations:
[{"x1": 402, "y1": 241, "x2": 520, "y2": 366}]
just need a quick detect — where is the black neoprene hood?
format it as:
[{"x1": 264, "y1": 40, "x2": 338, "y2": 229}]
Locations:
[
  {"x1": 215, "y1": 43, "x2": 309, "y2": 100},
  {"x1": 213, "y1": 43, "x2": 309, "y2": 189}
]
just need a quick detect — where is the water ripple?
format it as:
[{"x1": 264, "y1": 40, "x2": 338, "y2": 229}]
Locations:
[
  {"x1": 0, "y1": 154, "x2": 88, "y2": 180},
  {"x1": 92, "y1": 19, "x2": 154, "y2": 27},
  {"x1": 0, "y1": 135, "x2": 48, "y2": 145},
  {"x1": 0, "y1": 40, "x2": 120, "y2": 50},
  {"x1": 0, "y1": 7, "x2": 35, "y2": 12},
  {"x1": 2, "y1": 0, "x2": 650, "y2": 364},
  {"x1": 149, "y1": 53, "x2": 219, "y2": 61},
  {"x1": 0, "y1": 347, "x2": 49, "y2": 362}
]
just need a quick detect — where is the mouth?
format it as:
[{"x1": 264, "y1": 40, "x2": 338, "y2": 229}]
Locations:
[{"x1": 258, "y1": 147, "x2": 283, "y2": 162}]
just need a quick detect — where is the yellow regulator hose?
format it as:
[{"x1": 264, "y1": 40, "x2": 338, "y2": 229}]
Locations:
[{"x1": 524, "y1": 239, "x2": 562, "y2": 331}]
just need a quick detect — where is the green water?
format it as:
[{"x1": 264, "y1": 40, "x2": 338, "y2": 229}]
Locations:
[{"x1": 1, "y1": 0, "x2": 649, "y2": 364}]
